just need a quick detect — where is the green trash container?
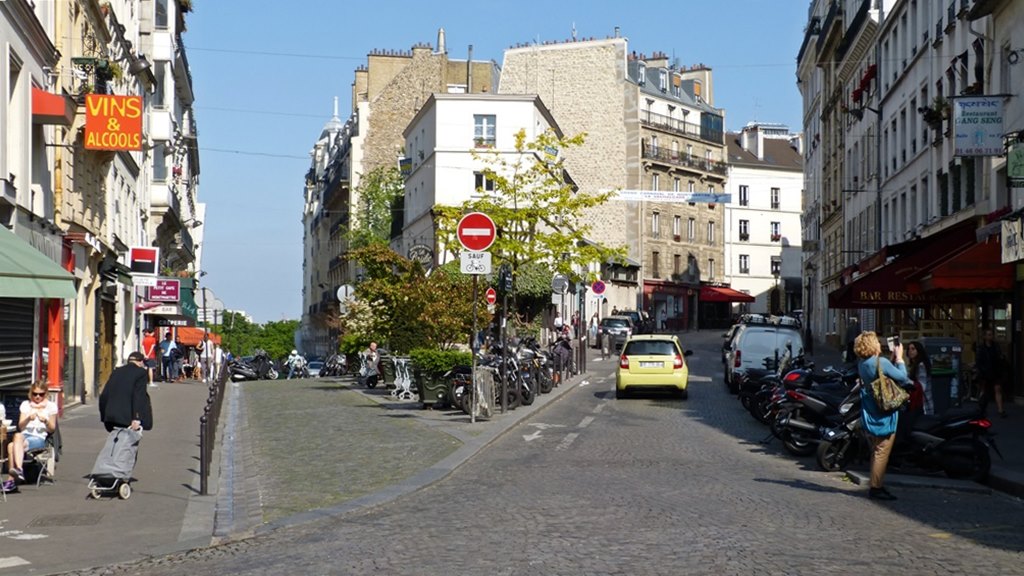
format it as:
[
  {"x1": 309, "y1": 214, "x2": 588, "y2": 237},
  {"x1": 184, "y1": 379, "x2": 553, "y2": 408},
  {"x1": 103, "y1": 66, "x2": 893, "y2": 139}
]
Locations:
[{"x1": 416, "y1": 368, "x2": 451, "y2": 409}]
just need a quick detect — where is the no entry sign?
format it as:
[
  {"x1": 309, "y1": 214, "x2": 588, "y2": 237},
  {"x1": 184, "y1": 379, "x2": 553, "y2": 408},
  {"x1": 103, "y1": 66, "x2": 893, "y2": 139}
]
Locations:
[
  {"x1": 457, "y1": 212, "x2": 496, "y2": 252},
  {"x1": 485, "y1": 287, "x2": 497, "y2": 305}
]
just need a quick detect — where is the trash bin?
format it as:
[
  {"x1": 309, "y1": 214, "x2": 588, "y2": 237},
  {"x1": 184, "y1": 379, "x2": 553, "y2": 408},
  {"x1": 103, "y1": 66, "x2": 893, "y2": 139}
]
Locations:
[{"x1": 918, "y1": 337, "x2": 963, "y2": 414}]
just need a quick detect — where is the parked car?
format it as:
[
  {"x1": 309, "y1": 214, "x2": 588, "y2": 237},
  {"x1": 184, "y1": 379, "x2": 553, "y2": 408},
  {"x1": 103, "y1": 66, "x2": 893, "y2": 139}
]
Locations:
[
  {"x1": 598, "y1": 316, "x2": 634, "y2": 350},
  {"x1": 617, "y1": 309, "x2": 654, "y2": 334},
  {"x1": 723, "y1": 323, "x2": 805, "y2": 394},
  {"x1": 615, "y1": 334, "x2": 693, "y2": 399},
  {"x1": 307, "y1": 360, "x2": 324, "y2": 378}
]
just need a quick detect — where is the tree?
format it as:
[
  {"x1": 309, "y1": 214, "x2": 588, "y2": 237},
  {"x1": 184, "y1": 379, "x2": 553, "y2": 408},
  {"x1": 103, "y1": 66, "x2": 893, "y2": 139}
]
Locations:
[
  {"x1": 347, "y1": 166, "x2": 404, "y2": 249},
  {"x1": 435, "y1": 129, "x2": 625, "y2": 319}
]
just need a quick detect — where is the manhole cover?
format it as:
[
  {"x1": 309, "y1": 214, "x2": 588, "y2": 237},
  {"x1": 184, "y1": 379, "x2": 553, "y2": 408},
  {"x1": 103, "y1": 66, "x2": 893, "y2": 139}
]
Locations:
[{"x1": 28, "y1": 513, "x2": 103, "y2": 527}]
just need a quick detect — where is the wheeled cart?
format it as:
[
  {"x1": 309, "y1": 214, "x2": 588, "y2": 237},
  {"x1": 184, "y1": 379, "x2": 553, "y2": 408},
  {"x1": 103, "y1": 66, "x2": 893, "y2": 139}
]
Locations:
[{"x1": 87, "y1": 427, "x2": 142, "y2": 500}]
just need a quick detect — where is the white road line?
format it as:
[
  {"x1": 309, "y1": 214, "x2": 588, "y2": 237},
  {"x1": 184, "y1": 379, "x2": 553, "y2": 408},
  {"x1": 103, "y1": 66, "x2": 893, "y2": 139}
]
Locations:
[
  {"x1": 593, "y1": 402, "x2": 606, "y2": 414},
  {"x1": 688, "y1": 375, "x2": 713, "y2": 383},
  {"x1": 0, "y1": 556, "x2": 30, "y2": 569},
  {"x1": 578, "y1": 416, "x2": 595, "y2": 429},
  {"x1": 555, "y1": 432, "x2": 579, "y2": 451}
]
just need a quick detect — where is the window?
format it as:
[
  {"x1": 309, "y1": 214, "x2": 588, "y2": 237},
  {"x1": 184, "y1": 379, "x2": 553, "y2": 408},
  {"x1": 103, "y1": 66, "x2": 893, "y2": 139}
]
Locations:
[
  {"x1": 673, "y1": 254, "x2": 681, "y2": 275},
  {"x1": 673, "y1": 215, "x2": 681, "y2": 236},
  {"x1": 771, "y1": 221, "x2": 780, "y2": 241},
  {"x1": 651, "y1": 135, "x2": 659, "y2": 151},
  {"x1": 739, "y1": 185, "x2": 749, "y2": 206},
  {"x1": 771, "y1": 187, "x2": 780, "y2": 209},
  {"x1": 659, "y1": 69, "x2": 668, "y2": 92},
  {"x1": 687, "y1": 217, "x2": 695, "y2": 240},
  {"x1": 153, "y1": 61, "x2": 166, "y2": 108},
  {"x1": 153, "y1": 142, "x2": 167, "y2": 180},
  {"x1": 651, "y1": 173, "x2": 660, "y2": 191},
  {"x1": 155, "y1": 0, "x2": 168, "y2": 28},
  {"x1": 770, "y1": 256, "x2": 781, "y2": 276},
  {"x1": 739, "y1": 219, "x2": 749, "y2": 241},
  {"x1": 708, "y1": 258, "x2": 715, "y2": 280},
  {"x1": 688, "y1": 181, "x2": 695, "y2": 193},
  {"x1": 474, "y1": 172, "x2": 495, "y2": 192},
  {"x1": 652, "y1": 251, "x2": 660, "y2": 277},
  {"x1": 474, "y1": 114, "x2": 496, "y2": 147},
  {"x1": 651, "y1": 212, "x2": 660, "y2": 237},
  {"x1": 707, "y1": 221, "x2": 715, "y2": 243},
  {"x1": 673, "y1": 177, "x2": 680, "y2": 192},
  {"x1": 739, "y1": 254, "x2": 750, "y2": 274}
]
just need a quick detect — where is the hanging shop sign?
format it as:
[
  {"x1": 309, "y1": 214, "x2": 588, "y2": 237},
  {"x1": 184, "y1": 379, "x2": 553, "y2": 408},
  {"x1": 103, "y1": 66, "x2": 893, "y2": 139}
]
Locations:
[
  {"x1": 953, "y1": 96, "x2": 1004, "y2": 157},
  {"x1": 1008, "y1": 142, "x2": 1024, "y2": 188},
  {"x1": 85, "y1": 94, "x2": 144, "y2": 151}
]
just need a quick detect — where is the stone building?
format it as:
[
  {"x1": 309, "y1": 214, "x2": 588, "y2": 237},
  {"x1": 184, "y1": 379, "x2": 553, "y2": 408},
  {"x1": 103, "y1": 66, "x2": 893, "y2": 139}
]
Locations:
[
  {"x1": 498, "y1": 34, "x2": 729, "y2": 328},
  {"x1": 300, "y1": 29, "x2": 498, "y2": 356}
]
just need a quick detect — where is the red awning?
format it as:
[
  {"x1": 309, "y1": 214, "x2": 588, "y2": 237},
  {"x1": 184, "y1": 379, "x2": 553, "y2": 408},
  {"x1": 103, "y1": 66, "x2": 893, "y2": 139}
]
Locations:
[
  {"x1": 32, "y1": 87, "x2": 75, "y2": 126},
  {"x1": 828, "y1": 221, "x2": 978, "y2": 309},
  {"x1": 174, "y1": 327, "x2": 221, "y2": 347},
  {"x1": 699, "y1": 286, "x2": 755, "y2": 303},
  {"x1": 917, "y1": 238, "x2": 1013, "y2": 293}
]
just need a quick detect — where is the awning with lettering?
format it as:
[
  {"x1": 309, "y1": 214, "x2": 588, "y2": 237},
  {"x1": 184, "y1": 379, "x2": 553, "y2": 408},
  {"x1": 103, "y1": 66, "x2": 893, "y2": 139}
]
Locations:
[
  {"x1": 174, "y1": 327, "x2": 221, "y2": 347},
  {"x1": 915, "y1": 237, "x2": 1013, "y2": 293},
  {"x1": 828, "y1": 221, "x2": 978, "y2": 309},
  {"x1": 699, "y1": 285, "x2": 755, "y2": 303}
]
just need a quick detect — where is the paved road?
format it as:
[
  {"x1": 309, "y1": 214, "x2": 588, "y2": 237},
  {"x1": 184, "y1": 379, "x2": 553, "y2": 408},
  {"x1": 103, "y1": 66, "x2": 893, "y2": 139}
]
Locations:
[{"x1": 58, "y1": 332, "x2": 1024, "y2": 575}]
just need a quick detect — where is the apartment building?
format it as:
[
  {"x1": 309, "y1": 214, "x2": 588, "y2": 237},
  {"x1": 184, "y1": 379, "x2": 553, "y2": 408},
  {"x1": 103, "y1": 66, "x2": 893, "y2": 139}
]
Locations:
[{"x1": 724, "y1": 124, "x2": 804, "y2": 316}]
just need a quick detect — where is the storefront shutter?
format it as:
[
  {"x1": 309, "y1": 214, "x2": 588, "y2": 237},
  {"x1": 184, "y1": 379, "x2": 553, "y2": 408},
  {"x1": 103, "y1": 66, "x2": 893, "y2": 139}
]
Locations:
[{"x1": 0, "y1": 297, "x2": 35, "y2": 390}]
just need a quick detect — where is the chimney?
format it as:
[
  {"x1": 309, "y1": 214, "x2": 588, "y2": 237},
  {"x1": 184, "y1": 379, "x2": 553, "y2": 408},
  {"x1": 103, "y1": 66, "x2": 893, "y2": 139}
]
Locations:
[
  {"x1": 614, "y1": 26, "x2": 620, "y2": 38},
  {"x1": 437, "y1": 28, "x2": 447, "y2": 54},
  {"x1": 467, "y1": 44, "x2": 473, "y2": 93}
]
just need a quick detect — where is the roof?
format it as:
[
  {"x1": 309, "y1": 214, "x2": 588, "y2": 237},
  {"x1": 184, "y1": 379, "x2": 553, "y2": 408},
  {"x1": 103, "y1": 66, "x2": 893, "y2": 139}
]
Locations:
[
  {"x1": 625, "y1": 60, "x2": 721, "y2": 115},
  {"x1": 726, "y1": 132, "x2": 803, "y2": 170}
]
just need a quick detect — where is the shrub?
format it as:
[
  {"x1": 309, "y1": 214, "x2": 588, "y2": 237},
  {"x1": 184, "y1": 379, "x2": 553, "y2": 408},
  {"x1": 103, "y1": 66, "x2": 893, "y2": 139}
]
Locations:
[{"x1": 409, "y1": 348, "x2": 472, "y2": 376}]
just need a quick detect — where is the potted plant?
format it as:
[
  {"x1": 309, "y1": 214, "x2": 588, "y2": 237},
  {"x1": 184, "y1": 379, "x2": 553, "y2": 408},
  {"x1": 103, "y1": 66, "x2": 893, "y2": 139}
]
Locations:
[{"x1": 409, "y1": 348, "x2": 472, "y2": 409}]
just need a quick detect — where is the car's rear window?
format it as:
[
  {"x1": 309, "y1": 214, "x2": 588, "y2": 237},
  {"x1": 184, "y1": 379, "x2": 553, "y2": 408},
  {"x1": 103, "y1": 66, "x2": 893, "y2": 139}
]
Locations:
[
  {"x1": 739, "y1": 330, "x2": 803, "y2": 359},
  {"x1": 623, "y1": 340, "x2": 678, "y2": 356},
  {"x1": 602, "y1": 319, "x2": 629, "y2": 328}
]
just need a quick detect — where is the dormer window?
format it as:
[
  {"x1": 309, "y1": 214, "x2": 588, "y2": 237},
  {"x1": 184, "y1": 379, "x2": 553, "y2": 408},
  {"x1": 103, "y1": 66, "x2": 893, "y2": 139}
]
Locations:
[
  {"x1": 638, "y1": 62, "x2": 646, "y2": 85},
  {"x1": 659, "y1": 70, "x2": 668, "y2": 92}
]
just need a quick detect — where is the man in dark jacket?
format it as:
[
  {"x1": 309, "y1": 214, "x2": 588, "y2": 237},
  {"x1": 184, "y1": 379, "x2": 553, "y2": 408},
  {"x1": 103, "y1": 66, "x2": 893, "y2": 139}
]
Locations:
[{"x1": 99, "y1": 351, "x2": 154, "y2": 432}]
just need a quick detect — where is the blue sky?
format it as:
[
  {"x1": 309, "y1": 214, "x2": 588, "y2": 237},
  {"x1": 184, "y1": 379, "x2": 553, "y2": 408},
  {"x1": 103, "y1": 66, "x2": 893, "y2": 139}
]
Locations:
[{"x1": 186, "y1": 1, "x2": 809, "y2": 323}]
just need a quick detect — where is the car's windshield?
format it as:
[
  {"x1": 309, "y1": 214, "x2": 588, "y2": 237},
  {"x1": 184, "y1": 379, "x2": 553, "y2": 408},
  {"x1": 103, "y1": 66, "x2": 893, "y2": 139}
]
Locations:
[{"x1": 623, "y1": 340, "x2": 677, "y2": 356}]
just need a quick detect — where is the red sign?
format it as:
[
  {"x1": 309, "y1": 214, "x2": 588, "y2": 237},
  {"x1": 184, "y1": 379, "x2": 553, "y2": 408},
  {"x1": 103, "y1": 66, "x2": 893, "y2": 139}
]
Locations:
[
  {"x1": 148, "y1": 279, "x2": 180, "y2": 302},
  {"x1": 591, "y1": 280, "x2": 606, "y2": 295},
  {"x1": 129, "y1": 246, "x2": 159, "y2": 275},
  {"x1": 85, "y1": 94, "x2": 144, "y2": 151},
  {"x1": 456, "y1": 212, "x2": 496, "y2": 252},
  {"x1": 485, "y1": 287, "x2": 497, "y2": 305}
]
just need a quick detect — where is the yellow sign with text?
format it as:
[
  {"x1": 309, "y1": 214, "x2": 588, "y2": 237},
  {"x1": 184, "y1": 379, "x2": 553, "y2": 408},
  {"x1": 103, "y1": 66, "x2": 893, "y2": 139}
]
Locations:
[{"x1": 84, "y1": 94, "x2": 143, "y2": 151}]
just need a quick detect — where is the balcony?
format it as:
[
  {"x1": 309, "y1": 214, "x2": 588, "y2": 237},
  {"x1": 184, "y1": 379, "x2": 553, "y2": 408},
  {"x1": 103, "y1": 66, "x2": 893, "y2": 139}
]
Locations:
[
  {"x1": 640, "y1": 110, "x2": 724, "y2": 146},
  {"x1": 673, "y1": 234, "x2": 681, "y2": 242},
  {"x1": 771, "y1": 234, "x2": 781, "y2": 242},
  {"x1": 641, "y1": 143, "x2": 728, "y2": 177}
]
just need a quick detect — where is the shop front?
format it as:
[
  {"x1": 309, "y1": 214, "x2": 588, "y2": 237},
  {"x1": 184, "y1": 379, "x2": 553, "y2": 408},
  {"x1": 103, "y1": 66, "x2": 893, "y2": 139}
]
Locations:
[{"x1": 699, "y1": 284, "x2": 756, "y2": 329}]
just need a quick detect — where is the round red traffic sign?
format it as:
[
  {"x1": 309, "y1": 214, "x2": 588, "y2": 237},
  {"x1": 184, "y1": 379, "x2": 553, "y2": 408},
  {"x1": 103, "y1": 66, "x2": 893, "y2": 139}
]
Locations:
[
  {"x1": 591, "y1": 280, "x2": 606, "y2": 295},
  {"x1": 457, "y1": 212, "x2": 496, "y2": 251},
  {"x1": 485, "y1": 287, "x2": 497, "y2": 305}
]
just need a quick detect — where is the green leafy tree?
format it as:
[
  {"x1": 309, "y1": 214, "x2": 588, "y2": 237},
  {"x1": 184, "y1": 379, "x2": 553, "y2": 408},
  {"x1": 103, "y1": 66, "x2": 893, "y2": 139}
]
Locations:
[
  {"x1": 435, "y1": 129, "x2": 624, "y2": 322},
  {"x1": 347, "y1": 166, "x2": 404, "y2": 249},
  {"x1": 217, "y1": 311, "x2": 259, "y2": 357},
  {"x1": 257, "y1": 319, "x2": 301, "y2": 360}
]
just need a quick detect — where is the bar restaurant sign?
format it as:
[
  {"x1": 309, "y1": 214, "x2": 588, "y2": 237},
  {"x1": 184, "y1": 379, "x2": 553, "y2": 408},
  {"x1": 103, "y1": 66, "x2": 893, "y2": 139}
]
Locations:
[
  {"x1": 953, "y1": 96, "x2": 1004, "y2": 157},
  {"x1": 85, "y1": 94, "x2": 143, "y2": 151}
]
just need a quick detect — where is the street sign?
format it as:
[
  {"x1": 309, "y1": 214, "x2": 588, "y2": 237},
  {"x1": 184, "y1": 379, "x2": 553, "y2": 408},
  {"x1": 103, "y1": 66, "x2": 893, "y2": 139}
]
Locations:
[
  {"x1": 336, "y1": 284, "x2": 355, "y2": 302},
  {"x1": 460, "y1": 251, "x2": 492, "y2": 275},
  {"x1": 551, "y1": 273, "x2": 569, "y2": 295},
  {"x1": 456, "y1": 212, "x2": 496, "y2": 252},
  {"x1": 133, "y1": 276, "x2": 157, "y2": 287},
  {"x1": 485, "y1": 287, "x2": 497, "y2": 305},
  {"x1": 129, "y1": 246, "x2": 159, "y2": 275},
  {"x1": 591, "y1": 280, "x2": 606, "y2": 295},
  {"x1": 148, "y1": 279, "x2": 180, "y2": 302},
  {"x1": 500, "y1": 263, "x2": 513, "y2": 291}
]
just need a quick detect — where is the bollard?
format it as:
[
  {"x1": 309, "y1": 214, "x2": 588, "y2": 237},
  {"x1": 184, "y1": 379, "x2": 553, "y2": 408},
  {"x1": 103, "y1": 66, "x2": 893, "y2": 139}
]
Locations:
[
  {"x1": 601, "y1": 333, "x2": 611, "y2": 359},
  {"x1": 199, "y1": 413, "x2": 209, "y2": 495}
]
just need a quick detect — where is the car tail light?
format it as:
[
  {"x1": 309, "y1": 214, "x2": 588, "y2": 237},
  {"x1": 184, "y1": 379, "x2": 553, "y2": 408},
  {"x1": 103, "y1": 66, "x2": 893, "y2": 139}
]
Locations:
[
  {"x1": 619, "y1": 355, "x2": 629, "y2": 369},
  {"x1": 673, "y1": 354, "x2": 683, "y2": 369},
  {"x1": 734, "y1": 349, "x2": 741, "y2": 368}
]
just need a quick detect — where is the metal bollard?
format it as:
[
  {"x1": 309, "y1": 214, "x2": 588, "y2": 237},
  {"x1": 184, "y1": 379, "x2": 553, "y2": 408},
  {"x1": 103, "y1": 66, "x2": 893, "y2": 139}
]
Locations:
[
  {"x1": 601, "y1": 333, "x2": 611, "y2": 359},
  {"x1": 199, "y1": 413, "x2": 209, "y2": 495}
]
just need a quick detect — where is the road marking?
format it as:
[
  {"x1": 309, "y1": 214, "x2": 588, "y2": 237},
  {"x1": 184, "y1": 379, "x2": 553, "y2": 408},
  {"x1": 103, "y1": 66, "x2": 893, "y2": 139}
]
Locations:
[
  {"x1": 0, "y1": 557, "x2": 30, "y2": 569},
  {"x1": 522, "y1": 430, "x2": 542, "y2": 442},
  {"x1": 579, "y1": 380, "x2": 590, "y2": 387},
  {"x1": 688, "y1": 375, "x2": 712, "y2": 383},
  {"x1": 527, "y1": 423, "x2": 566, "y2": 430},
  {"x1": 593, "y1": 403, "x2": 606, "y2": 414},
  {"x1": 578, "y1": 416, "x2": 595, "y2": 429},
  {"x1": 0, "y1": 530, "x2": 48, "y2": 541},
  {"x1": 555, "y1": 433, "x2": 579, "y2": 451}
]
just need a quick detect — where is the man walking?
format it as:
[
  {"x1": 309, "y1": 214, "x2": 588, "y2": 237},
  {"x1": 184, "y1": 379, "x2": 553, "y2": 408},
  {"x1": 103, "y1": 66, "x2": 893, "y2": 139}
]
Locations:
[
  {"x1": 158, "y1": 332, "x2": 176, "y2": 382},
  {"x1": 198, "y1": 334, "x2": 214, "y2": 383},
  {"x1": 845, "y1": 316, "x2": 861, "y2": 363},
  {"x1": 99, "y1": 351, "x2": 153, "y2": 433},
  {"x1": 142, "y1": 329, "x2": 158, "y2": 387}
]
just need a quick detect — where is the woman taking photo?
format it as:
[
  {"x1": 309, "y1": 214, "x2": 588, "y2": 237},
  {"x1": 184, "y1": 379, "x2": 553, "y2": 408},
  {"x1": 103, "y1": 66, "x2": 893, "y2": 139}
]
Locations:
[{"x1": 853, "y1": 331, "x2": 910, "y2": 501}]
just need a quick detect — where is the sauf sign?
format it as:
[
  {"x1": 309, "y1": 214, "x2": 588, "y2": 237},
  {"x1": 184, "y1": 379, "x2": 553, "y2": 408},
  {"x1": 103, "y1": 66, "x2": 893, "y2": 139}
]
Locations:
[{"x1": 85, "y1": 94, "x2": 143, "y2": 151}]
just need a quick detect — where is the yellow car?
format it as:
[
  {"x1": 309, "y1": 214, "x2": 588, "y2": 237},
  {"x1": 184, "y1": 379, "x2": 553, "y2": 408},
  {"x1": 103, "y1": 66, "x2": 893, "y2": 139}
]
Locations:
[{"x1": 615, "y1": 334, "x2": 693, "y2": 399}]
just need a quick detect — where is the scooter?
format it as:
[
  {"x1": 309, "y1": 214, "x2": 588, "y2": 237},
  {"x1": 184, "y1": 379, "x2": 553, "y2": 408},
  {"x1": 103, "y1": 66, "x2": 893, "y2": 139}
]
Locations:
[{"x1": 229, "y1": 350, "x2": 278, "y2": 381}]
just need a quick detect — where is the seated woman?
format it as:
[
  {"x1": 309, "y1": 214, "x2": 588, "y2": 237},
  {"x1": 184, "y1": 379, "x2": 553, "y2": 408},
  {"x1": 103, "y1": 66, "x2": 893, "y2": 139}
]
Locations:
[{"x1": 3, "y1": 381, "x2": 57, "y2": 492}]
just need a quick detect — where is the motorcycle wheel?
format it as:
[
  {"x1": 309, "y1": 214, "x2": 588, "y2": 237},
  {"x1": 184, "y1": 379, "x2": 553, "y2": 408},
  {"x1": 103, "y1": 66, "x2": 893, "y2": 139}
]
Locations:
[
  {"x1": 816, "y1": 438, "x2": 853, "y2": 471},
  {"x1": 365, "y1": 375, "x2": 378, "y2": 389},
  {"x1": 506, "y1": 386, "x2": 521, "y2": 410},
  {"x1": 538, "y1": 371, "x2": 553, "y2": 394},
  {"x1": 450, "y1": 382, "x2": 468, "y2": 411},
  {"x1": 520, "y1": 383, "x2": 535, "y2": 406},
  {"x1": 748, "y1": 397, "x2": 772, "y2": 425},
  {"x1": 779, "y1": 408, "x2": 817, "y2": 457},
  {"x1": 267, "y1": 368, "x2": 279, "y2": 380},
  {"x1": 940, "y1": 437, "x2": 991, "y2": 481}
]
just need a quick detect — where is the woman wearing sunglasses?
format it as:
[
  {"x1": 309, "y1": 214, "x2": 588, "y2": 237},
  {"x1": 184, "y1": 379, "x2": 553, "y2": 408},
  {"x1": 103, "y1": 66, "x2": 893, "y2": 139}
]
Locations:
[{"x1": 3, "y1": 381, "x2": 57, "y2": 492}]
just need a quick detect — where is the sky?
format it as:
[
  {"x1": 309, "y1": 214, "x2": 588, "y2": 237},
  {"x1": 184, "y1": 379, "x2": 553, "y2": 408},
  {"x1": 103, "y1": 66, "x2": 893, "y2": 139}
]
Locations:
[{"x1": 186, "y1": 0, "x2": 810, "y2": 324}]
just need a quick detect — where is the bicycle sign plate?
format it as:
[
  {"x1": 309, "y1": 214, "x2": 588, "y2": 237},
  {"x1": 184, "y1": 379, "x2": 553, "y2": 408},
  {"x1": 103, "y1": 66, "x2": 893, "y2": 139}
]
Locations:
[{"x1": 460, "y1": 251, "x2": 492, "y2": 275}]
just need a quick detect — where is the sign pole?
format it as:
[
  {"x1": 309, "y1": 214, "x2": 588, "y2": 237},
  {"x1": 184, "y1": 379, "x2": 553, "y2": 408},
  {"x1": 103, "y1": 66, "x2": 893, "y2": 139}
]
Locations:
[{"x1": 471, "y1": 274, "x2": 478, "y2": 424}]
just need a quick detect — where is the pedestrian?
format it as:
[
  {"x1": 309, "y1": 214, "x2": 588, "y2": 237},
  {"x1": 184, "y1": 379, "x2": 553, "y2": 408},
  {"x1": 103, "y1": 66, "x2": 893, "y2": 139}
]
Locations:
[
  {"x1": 611, "y1": 306, "x2": 619, "y2": 316},
  {"x1": 845, "y1": 315, "x2": 861, "y2": 363},
  {"x1": 142, "y1": 329, "x2": 158, "y2": 387},
  {"x1": 975, "y1": 328, "x2": 1007, "y2": 418},
  {"x1": 589, "y1": 312, "x2": 599, "y2": 342},
  {"x1": 198, "y1": 334, "x2": 214, "y2": 383},
  {"x1": 659, "y1": 308, "x2": 667, "y2": 331},
  {"x1": 854, "y1": 331, "x2": 909, "y2": 500},
  {"x1": 158, "y1": 332, "x2": 176, "y2": 382},
  {"x1": 362, "y1": 342, "x2": 380, "y2": 387},
  {"x1": 213, "y1": 342, "x2": 223, "y2": 383},
  {"x1": 99, "y1": 351, "x2": 153, "y2": 433},
  {"x1": 171, "y1": 339, "x2": 184, "y2": 381},
  {"x1": 905, "y1": 340, "x2": 933, "y2": 416},
  {"x1": 571, "y1": 311, "x2": 580, "y2": 338},
  {"x1": 3, "y1": 380, "x2": 58, "y2": 493}
]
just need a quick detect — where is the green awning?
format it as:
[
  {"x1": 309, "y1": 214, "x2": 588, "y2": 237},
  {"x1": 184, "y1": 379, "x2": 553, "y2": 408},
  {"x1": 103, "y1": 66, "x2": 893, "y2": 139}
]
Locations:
[{"x1": 0, "y1": 226, "x2": 76, "y2": 299}]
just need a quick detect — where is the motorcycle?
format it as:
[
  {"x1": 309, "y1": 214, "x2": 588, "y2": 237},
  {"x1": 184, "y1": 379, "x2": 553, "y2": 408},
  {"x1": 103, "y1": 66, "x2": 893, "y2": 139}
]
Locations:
[
  {"x1": 770, "y1": 368, "x2": 857, "y2": 456},
  {"x1": 229, "y1": 349, "x2": 278, "y2": 381},
  {"x1": 816, "y1": 387, "x2": 1000, "y2": 481}
]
